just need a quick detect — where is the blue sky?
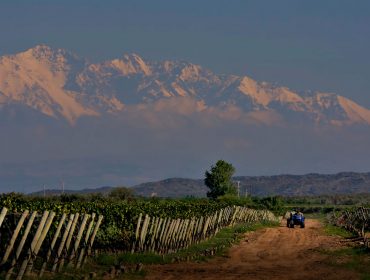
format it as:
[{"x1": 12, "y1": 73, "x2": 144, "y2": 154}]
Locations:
[
  {"x1": 1, "y1": 0, "x2": 369, "y2": 107},
  {"x1": 0, "y1": 1, "x2": 370, "y2": 191}
]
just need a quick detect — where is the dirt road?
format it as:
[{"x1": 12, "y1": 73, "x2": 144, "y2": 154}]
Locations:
[{"x1": 145, "y1": 219, "x2": 359, "y2": 280}]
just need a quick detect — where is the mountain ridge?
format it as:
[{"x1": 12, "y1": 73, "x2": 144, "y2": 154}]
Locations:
[
  {"x1": 133, "y1": 172, "x2": 370, "y2": 197},
  {"x1": 27, "y1": 172, "x2": 370, "y2": 198},
  {"x1": 1, "y1": 45, "x2": 370, "y2": 126}
]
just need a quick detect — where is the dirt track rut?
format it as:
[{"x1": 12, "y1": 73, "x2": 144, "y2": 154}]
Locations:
[{"x1": 145, "y1": 219, "x2": 359, "y2": 280}]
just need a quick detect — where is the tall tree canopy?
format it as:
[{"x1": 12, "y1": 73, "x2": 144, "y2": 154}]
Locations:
[{"x1": 204, "y1": 160, "x2": 236, "y2": 199}]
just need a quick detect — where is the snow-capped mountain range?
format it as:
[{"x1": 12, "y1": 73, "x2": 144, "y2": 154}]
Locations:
[{"x1": 1, "y1": 44, "x2": 370, "y2": 126}]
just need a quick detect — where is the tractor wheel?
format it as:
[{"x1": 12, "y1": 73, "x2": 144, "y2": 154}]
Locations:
[
  {"x1": 300, "y1": 222, "x2": 305, "y2": 228},
  {"x1": 289, "y1": 220, "x2": 294, "y2": 228}
]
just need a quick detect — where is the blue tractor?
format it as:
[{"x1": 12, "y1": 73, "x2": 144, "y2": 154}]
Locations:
[{"x1": 287, "y1": 211, "x2": 305, "y2": 228}]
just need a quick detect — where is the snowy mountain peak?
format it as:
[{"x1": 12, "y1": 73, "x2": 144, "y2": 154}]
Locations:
[
  {"x1": 337, "y1": 95, "x2": 370, "y2": 125},
  {"x1": 87, "y1": 52, "x2": 153, "y2": 77},
  {"x1": 114, "y1": 53, "x2": 152, "y2": 75},
  {"x1": 0, "y1": 45, "x2": 369, "y2": 126},
  {"x1": 178, "y1": 63, "x2": 203, "y2": 82},
  {"x1": 238, "y1": 77, "x2": 304, "y2": 107},
  {"x1": 23, "y1": 44, "x2": 56, "y2": 58},
  {"x1": 20, "y1": 45, "x2": 77, "y2": 64},
  {"x1": 0, "y1": 46, "x2": 97, "y2": 124}
]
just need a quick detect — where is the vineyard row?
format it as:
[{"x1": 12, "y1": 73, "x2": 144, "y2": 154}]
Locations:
[
  {"x1": 335, "y1": 207, "x2": 370, "y2": 249},
  {"x1": 0, "y1": 207, "x2": 103, "y2": 280},
  {"x1": 131, "y1": 206, "x2": 278, "y2": 254}
]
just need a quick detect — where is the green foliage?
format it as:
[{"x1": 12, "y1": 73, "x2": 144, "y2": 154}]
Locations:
[
  {"x1": 108, "y1": 186, "x2": 134, "y2": 201},
  {"x1": 204, "y1": 160, "x2": 237, "y2": 199},
  {"x1": 252, "y1": 196, "x2": 284, "y2": 214},
  {"x1": 320, "y1": 247, "x2": 370, "y2": 279},
  {"x1": 96, "y1": 225, "x2": 132, "y2": 249},
  {"x1": 0, "y1": 193, "x2": 247, "y2": 249},
  {"x1": 60, "y1": 193, "x2": 81, "y2": 203},
  {"x1": 282, "y1": 193, "x2": 370, "y2": 206},
  {"x1": 0, "y1": 191, "x2": 278, "y2": 250},
  {"x1": 282, "y1": 205, "x2": 345, "y2": 215},
  {"x1": 217, "y1": 194, "x2": 252, "y2": 206},
  {"x1": 323, "y1": 224, "x2": 356, "y2": 238}
]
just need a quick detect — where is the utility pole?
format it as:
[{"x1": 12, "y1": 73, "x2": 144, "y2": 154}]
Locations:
[
  {"x1": 61, "y1": 179, "x2": 65, "y2": 195},
  {"x1": 236, "y1": 181, "x2": 240, "y2": 197}
]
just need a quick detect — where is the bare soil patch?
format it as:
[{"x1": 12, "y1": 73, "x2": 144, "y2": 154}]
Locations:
[{"x1": 144, "y1": 219, "x2": 359, "y2": 280}]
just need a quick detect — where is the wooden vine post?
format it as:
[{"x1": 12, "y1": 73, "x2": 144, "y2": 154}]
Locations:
[{"x1": 0, "y1": 207, "x2": 103, "y2": 280}]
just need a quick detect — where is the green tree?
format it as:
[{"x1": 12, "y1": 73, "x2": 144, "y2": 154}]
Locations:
[
  {"x1": 109, "y1": 186, "x2": 134, "y2": 200},
  {"x1": 257, "y1": 196, "x2": 283, "y2": 213},
  {"x1": 204, "y1": 160, "x2": 237, "y2": 199}
]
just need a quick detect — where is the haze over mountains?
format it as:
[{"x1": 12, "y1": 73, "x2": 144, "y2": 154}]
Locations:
[{"x1": 1, "y1": 45, "x2": 369, "y2": 192}]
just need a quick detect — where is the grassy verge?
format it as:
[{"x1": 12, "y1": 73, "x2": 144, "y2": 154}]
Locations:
[
  {"x1": 165, "y1": 220, "x2": 279, "y2": 262},
  {"x1": 320, "y1": 246, "x2": 370, "y2": 280},
  {"x1": 319, "y1": 219, "x2": 370, "y2": 280},
  {"x1": 323, "y1": 223, "x2": 357, "y2": 238},
  {"x1": 35, "y1": 220, "x2": 278, "y2": 279}
]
